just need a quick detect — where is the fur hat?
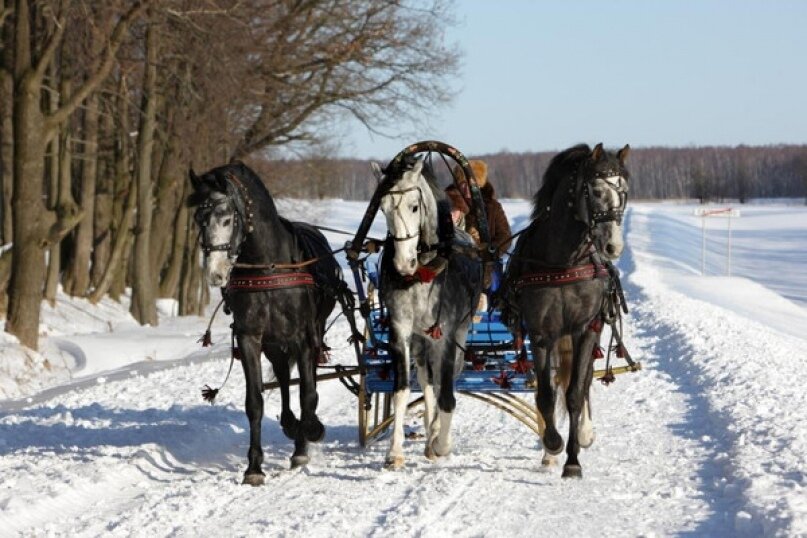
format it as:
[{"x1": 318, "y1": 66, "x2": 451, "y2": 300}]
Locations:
[
  {"x1": 444, "y1": 185, "x2": 469, "y2": 215},
  {"x1": 452, "y1": 159, "x2": 489, "y2": 187},
  {"x1": 469, "y1": 160, "x2": 488, "y2": 187}
]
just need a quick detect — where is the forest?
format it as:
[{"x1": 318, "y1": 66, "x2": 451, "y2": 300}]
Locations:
[
  {"x1": 255, "y1": 144, "x2": 807, "y2": 201},
  {"x1": 0, "y1": 0, "x2": 458, "y2": 349}
]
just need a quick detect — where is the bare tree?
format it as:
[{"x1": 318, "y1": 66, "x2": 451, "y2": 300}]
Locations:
[
  {"x1": 5, "y1": 0, "x2": 153, "y2": 349},
  {"x1": 226, "y1": 0, "x2": 459, "y2": 158}
]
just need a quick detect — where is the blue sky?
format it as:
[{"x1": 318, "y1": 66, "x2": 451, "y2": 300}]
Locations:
[{"x1": 343, "y1": 0, "x2": 807, "y2": 159}]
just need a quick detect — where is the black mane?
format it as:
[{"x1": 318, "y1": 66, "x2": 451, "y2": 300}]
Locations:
[{"x1": 531, "y1": 144, "x2": 591, "y2": 221}]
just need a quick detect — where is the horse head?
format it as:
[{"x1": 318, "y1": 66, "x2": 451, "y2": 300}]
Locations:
[
  {"x1": 376, "y1": 158, "x2": 440, "y2": 277},
  {"x1": 575, "y1": 143, "x2": 630, "y2": 260},
  {"x1": 188, "y1": 166, "x2": 252, "y2": 287}
]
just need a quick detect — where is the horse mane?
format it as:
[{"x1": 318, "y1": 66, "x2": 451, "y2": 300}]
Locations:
[
  {"x1": 531, "y1": 144, "x2": 591, "y2": 221},
  {"x1": 187, "y1": 162, "x2": 280, "y2": 221}
]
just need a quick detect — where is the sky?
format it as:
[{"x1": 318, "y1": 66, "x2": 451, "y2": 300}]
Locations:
[{"x1": 343, "y1": 0, "x2": 807, "y2": 160}]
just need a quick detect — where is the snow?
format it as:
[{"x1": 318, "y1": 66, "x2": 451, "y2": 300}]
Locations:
[{"x1": 1, "y1": 199, "x2": 806, "y2": 536}]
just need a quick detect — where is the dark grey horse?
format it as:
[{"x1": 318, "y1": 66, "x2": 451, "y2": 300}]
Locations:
[
  {"x1": 374, "y1": 158, "x2": 482, "y2": 469},
  {"x1": 189, "y1": 163, "x2": 356, "y2": 484},
  {"x1": 500, "y1": 143, "x2": 630, "y2": 478}
]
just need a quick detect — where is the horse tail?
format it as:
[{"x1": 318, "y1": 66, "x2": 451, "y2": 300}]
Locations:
[
  {"x1": 289, "y1": 219, "x2": 363, "y2": 344},
  {"x1": 553, "y1": 335, "x2": 574, "y2": 422}
]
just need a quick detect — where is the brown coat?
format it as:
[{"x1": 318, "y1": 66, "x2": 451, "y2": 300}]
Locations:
[{"x1": 467, "y1": 182, "x2": 512, "y2": 256}]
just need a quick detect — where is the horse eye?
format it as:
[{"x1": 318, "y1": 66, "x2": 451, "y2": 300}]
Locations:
[
  {"x1": 222, "y1": 218, "x2": 232, "y2": 226},
  {"x1": 411, "y1": 205, "x2": 418, "y2": 213}
]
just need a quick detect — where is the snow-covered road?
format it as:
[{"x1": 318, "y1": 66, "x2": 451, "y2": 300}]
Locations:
[{"x1": 1, "y1": 201, "x2": 806, "y2": 537}]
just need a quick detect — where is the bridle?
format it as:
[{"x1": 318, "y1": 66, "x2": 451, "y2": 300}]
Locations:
[
  {"x1": 575, "y1": 171, "x2": 628, "y2": 229},
  {"x1": 383, "y1": 185, "x2": 423, "y2": 243},
  {"x1": 196, "y1": 173, "x2": 254, "y2": 260}
]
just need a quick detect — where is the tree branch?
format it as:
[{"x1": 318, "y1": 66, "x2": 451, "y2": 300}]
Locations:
[{"x1": 45, "y1": 0, "x2": 156, "y2": 134}]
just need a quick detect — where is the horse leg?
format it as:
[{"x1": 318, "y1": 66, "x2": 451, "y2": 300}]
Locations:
[
  {"x1": 562, "y1": 330, "x2": 597, "y2": 479},
  {"x1": 417, "y1": 361, "x2": 438, "y2": 460},
  {"x1": 533, "y1": 337, "x2": 563, "y2": 458},
  {"x1": 269, "y1": 354, "x2": 299, "y2": 440},
  {"x1": 430, "y1": 343, "x2": 457, "y2": 458},
  {"x1": 543, "y1": 335, "x2": 575, "y2": 465},
  {"x1": 385, "y1": 321, "x2": 411, "y2": 470},
  {"x1": 290, "y1": 344, "x2": 324, "y2": 469},
  {"x1": 240, "y1": 334, "x2": 266, "y2": 486},
  {"x1": 578, "y1": 395, "x2": 595, "y2": 449}
]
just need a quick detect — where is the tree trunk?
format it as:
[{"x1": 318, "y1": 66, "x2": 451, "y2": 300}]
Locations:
[
  {"x1": 44, "y1": 76, "x2": 73, "y2": 306},
  {"x1": 159, "y1": 179, "x2": 189, "y2": 298},
  {"x1": 0, "y1": 0, "x2": 13, "y2": 245},
  {"x1": 7, "y1": 78, "x2": 48, "y2": 349},
  {"x1": 88, "y1": 181, "x2": 136, "y2": 304},
  {"x1": 178, "y1": 207, "x2": 202, "y2": 316},
  {"x1": 150, "y1": 139, "x2": 180, "y2": 282},
  {"x1": 129, "y1": 19, "x2": 158, "y2": 325},
  {"x1": 91, "y1": 98, "x2": 114, "y2": 288},
  {"x1": 6, "y1": 0, "x2": 49, "y2": 349},
  {"x1": 64, "y1": 94, "x2": 98, "y2": 296}
]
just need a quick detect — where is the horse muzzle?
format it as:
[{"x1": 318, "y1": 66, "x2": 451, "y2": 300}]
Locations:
[{"x1": 206, "y1": 254, "x2": 234, "y2": 287}]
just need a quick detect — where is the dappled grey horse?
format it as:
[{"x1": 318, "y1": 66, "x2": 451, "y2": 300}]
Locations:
[
  {"x1": 189, "y1": 162, "x2": 357, "y2": 484},
  {"x1": 501, "y1": 143, "x2": 630, "y2": 478},
  {"x1": 375, "y1": 158, "x2": 482, "y2": 469}
]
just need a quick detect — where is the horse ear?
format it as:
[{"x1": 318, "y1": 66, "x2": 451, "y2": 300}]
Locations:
[
  {"x1": 617, "y1": 144, "x2": 630, "y2": 164},
  {"x1": 370, "y1": 162, "x2": 384, "y2": 181},
  {"x1": 215, "y1": 172, "x2": 229, "y2": 192},
  {"x1": 591, "y1": 143, "x2": 604, "y2": 162},
  {"x1": 189, "y1": 167, "x2": 202, "y2": 190},
  {"x1": 411, "y1": 159, "x2": 424, "y2": 177}
]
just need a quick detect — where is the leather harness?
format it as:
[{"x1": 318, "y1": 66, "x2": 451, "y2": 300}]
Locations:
[
  {"x1": 227, "y1": 272, "x2": 316, "y2": 292},
  {"x1": 514, "y1": 263, "x2": 609, "y2": 290}
]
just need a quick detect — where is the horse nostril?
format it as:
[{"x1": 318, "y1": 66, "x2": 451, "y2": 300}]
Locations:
[
  {"x1": 605, "y1": 244, "x2": 616, "y2": 255},
  {"x1": 409, "y1": 259, "x2": 417, "y2": 268}
]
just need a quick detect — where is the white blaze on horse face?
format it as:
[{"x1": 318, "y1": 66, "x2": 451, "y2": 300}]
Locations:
[
  {"x1": 381, "y1": 165, "x2": 424, "y2": 277},
  {"x1": 205, "y1": 193, "x2": 236, "y2": 287},
  {"x1": 592, "y1": 176, "x2": 625, "y2": 260}
]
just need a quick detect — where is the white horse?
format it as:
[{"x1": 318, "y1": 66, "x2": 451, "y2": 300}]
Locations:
[{"x1": 374, "y1": 159, "x2": 482, "y2": 469}]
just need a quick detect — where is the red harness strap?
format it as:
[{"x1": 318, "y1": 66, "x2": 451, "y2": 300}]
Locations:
[
  {"x1": 228, "y1": 272, "x2": 315, "y2": 291},
  {"x1": 515, "y1": 263, "x2": 608, "y2": 289}
]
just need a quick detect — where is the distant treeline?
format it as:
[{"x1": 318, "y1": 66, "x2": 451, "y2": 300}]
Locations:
[{"x1": 253, "y1": 144, "x2": 807, "y2": 202}]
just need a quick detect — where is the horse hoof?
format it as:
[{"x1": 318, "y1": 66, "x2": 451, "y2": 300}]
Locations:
[
  {"x1": 290, "y1": 454, "x2": 310, "y2": 469},
  {"x1": 384, "y1": 455, "x2": 405, "y2": 470},
  {"x1": 304, "y1": 420, "x2": 326, "y2": 443},
  {"x1": 542, "y1": 430, "x2": 564, "y2": 455},
  {"x1": 431, "y1": 438, "x2": 452, "y2": 458},
  {"x1": 541, "y1": 453, "x2": 558, "y2": 466},
  {"x1": 424, "y1": 444, "x2": 436, "y2": 460},
  {"x1": 579, "y1": 432, "x2": 596, "y2": 449},
  {"x1": 242, "y1": 473, "x2": 265, "y2": 486},
  {"x1": 562, "y1": 464, "x2": 583, "y2": 479},
  {"x1": 281, "y1": 421, "x2": 300, "y2": 440}
]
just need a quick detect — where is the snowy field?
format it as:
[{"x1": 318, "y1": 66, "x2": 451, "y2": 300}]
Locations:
[{"x1": 1, "y1": 200, "x2": 807, "y2": 537}]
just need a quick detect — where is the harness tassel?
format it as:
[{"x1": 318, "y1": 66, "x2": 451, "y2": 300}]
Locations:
[
  {"x1": 512, "y1": 349, "x2": 532, "y2": 374},
  {"x1": 415, "y1": 266, "x2": 438, "y2": 283},
  {"x1": 592, "y1": 345, "x2": 604, "y2": 359},
  {"x1": 599, "y1": 368, "x2": 616, "y2": 386},
  {"x1": 201, "y1": 385, "x2": 219, "y2": 404},
  {"x1": 318, "y1": 345, "x2": 331, "y2": 365},
  {"x1": 491, "y1": 369, "x2": 514, "y2": 389},
  {"x1": 425, "y1": 323, "x2": 443, "y2": 340},
  {"x1": 198, "y1": 330, "x2": 213, "y2": 347}
]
